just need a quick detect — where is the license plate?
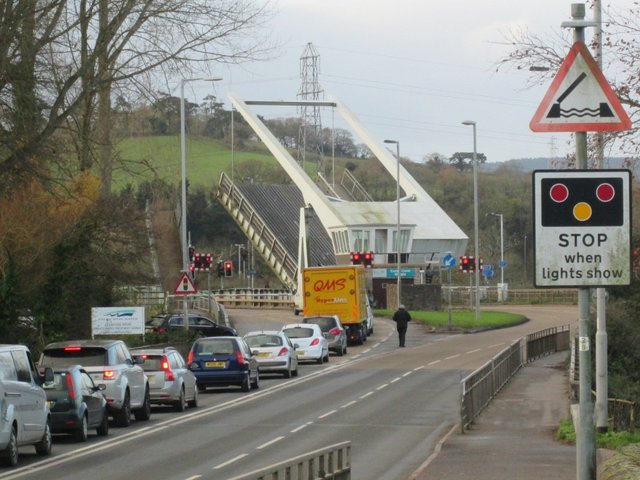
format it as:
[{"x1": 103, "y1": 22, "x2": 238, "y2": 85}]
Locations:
[
  {"x1": 205, "y1": 361, "x2": 226, "y2": 368},
  {"x1": 257, "y1": 352, "x2": 270, "y2": 358},
  {"x1": 147, "y1": 374, "x2": 154, "y2": 382},
  {"x1": 296, "y1": 351, "x2": 305, "y2": 356},
  {"x1": 46, "y1": 400, "x2": 55, "y2": 408}
]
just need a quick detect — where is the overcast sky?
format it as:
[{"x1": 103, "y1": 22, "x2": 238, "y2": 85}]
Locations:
[{"x1": 193, "y1": 0, "x2": 633, "y2": 164}]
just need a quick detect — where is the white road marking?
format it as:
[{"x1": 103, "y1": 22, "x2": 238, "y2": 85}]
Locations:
[
  {"x1": 466, "y1": 348, "x2": 481, "y2": 354},
  {"x1": 377, "y1": 384, "x2": 388, "y2": 390},
  {"x1": 360, "y1": 391, "x2": 374, "y2": 399},
  {"x1": 318, "y1": 409, "x2": 337, "y2": 419},
  {"x1": 213, "y1": 453, "x2": 248, "y2": 469},
  {"x1": 427, "y1": 359, "x2": 441, "y2": 366},
  {"x1": 185, "y1": 476, "x2": 202, "y2": 480},
  {"x1": 413, "y1": 365, "x2": 425, "y2": 371},
  {"x1": 390, "y1": 377, "x2": 401, "y2": 383},
  {"x1": 488, "y1": 343, "x2": 505, "y2": 348},
  {"x1": 341, "y1": 400, "x2": 357, "y2": 408},
  {"x1": 402, "y1": 372, "x2": 412, "y2": 377},
  {"x1": 290, "y1": 422, "x2": 313, "y2": 433},
  {"x1": 257, "y1": 436, "x2": 285, "y2": 450},
  {"x1": 445, "y1": 354, "x2": 460, "y2": 360}
]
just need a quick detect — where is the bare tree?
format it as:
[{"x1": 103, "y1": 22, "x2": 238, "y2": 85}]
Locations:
[
  {"x1": 495, "y1": 1, "x2": 640, "y2": 162},
  {"x1": 0, "y1": 0, "x2": 276, "y2": 192}
]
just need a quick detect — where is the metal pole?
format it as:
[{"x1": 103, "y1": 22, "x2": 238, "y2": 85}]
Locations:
[
  {"x1": 384, "y1": 139, "x2": 402, "y2": 308},
  {"x1": 396, "y1": 142, "x2": 401, "y2": 309},
  {"x1": 499, "y1": 214, "x2": 504, "y2": 285},
  {"x1": 180, "y1": 79, "x2": 189, "y2": 331},
  {"x1": 593, "y1": 0, "x2": 608, "y2": 435},
  {"x1": 180, "y1": 76, "x2": 222, "y2": 330},
  {"x1": 566, "y1": 6, "x2": 596, "y2": 478},
  {"x1": 462, "y1": 121, "x2": 480, "y2": 321}
]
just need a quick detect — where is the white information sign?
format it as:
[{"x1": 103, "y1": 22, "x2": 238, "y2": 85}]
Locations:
[
  {"x1": 533, "y1": 170, "x2": 631, "y2": 288},
  {"x1": 91, "y1": 307, "x2": 145, "y2": 336}
]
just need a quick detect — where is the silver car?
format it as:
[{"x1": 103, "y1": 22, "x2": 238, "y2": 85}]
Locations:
[
  {"x1": 244, "y1": 331, "x2": 299, "y2": 378},
  {"x1": 302, "y1": 315, "x2": 348, "y2": 356},
  {"x1": 130, "y1": 347, "x2": 198, "y2": 412}
]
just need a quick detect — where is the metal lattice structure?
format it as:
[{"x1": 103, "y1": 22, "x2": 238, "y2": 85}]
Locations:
[{"x1": 297, "y1": 43, "x2": 324, "y2": 170}]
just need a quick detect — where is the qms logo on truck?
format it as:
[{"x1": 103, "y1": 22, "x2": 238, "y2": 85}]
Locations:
[{"x1": 310, "y1": 278, "x2": 346, "y2": 292}]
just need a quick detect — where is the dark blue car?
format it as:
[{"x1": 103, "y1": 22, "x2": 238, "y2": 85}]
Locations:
[
  {"x1": 187, "y1": 337, "x2": 259, "y2": 392},
  {"x1": 43, "y1": 365, "x2": 109, "y2": 442}
]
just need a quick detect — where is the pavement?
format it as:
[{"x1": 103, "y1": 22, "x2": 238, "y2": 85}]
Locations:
[{"x1": 411, "y1": 351, "x2": 576, "y2": 480}]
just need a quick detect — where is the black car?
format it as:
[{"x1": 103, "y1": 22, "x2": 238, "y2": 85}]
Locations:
[
  {"x1": 146, "y1": 314, "x2": 237, "y2": 336},
  {"x1": 42, "y1": 365, "x2": 109, "y2": 442}
]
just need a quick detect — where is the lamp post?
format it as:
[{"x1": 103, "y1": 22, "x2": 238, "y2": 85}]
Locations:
[
  {"x1": 180, "y1": 77, "x2": 221, "y2": 331},
  {"x1": 180, "y1": 77, "x2": 222, "y2": 270},
  {"x1": 462, "y1": 121, "x2": 480, "y2": 322},
  {"x1": 489, "y1": 212, "x2": 504, "y2": 285},
  {"x1": 384, "y1": 139, "x2": 401, "y2": 309}
]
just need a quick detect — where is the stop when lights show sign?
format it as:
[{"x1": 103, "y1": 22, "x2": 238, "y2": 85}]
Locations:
[{"x1": 533, "y1": 170, "x2": 631, "y2": 288}]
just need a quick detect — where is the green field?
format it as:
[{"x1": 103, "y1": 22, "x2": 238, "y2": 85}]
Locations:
[{"x1": 113, "y1": 135, "x2": 279, "y2": 189}]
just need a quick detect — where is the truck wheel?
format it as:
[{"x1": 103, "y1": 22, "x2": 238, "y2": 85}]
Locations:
[{"x1": 1, "y1": 427, "x2": 18, "y2": 466}]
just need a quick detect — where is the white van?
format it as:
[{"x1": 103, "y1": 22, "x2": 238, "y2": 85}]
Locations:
[{"x1": 0, "y1": 345, "x2": 53, "y2": 467}]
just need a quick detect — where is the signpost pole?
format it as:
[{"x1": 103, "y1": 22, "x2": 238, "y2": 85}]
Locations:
[{"x1": 569, "y1": 6, "x2": 595, "y2": 479}]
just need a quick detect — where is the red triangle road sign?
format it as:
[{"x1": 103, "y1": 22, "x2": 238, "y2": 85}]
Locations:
[
  {"x1": 530, "y1": 41, "x2": 631, "y2": 133},
  {"x1": 174, "y1": 272, "x2": 197, "y2": 295}
]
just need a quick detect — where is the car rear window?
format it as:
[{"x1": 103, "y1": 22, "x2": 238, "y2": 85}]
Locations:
[
  {"x1": 245, "y1": 335, "x2": 283, "y2": 348},
  {"x1": 42, "y1": 372, "x2": 69, "y2": 392},
  {"x1": 136, "y1": 355, "x2": 162, "y2": 371},
  {"x1": 193, "y1": 339, "x2": 236, "y2": 356},
  {"x1": 304, "y1": 317, "x2": 334, "y2": 331},
  {"x1": 283, "y1": 327, "x2": 314, "y2": 339},
  {"x1": 41, "y1": 347, "x2": 108, "y2": 367}
]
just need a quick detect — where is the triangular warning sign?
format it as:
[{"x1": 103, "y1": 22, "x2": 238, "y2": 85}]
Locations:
[
  {"x1": 174, "y1": 272, "x2": 197, "y2": 295},
  {"x1": 530, "y1": 41, "x2": 631, "y2": 133}
]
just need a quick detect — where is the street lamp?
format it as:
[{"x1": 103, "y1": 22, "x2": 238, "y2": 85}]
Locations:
[
  {"x1": 384, "y1": 139, "x2": 401, "y2": 309},
  {"x1": 461, "y1": 121, "x2": 480, "y2": 322},
  {"x1": 180, "y1": 77, "x2": 222, "y2": 270},
  {"x1": 489, "y1": 212, "x2": 504, "y2": 285}
]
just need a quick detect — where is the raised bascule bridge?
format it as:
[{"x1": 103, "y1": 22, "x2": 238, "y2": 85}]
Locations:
[{"x1": 217, "y1": 94, "x2": 468, "y2": 307}]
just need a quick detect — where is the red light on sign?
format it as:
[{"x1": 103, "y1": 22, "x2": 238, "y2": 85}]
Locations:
[
  {"x1": 549, "y1": 183, "x2": 569, "y2": 203},
  {"x1": 596, "y1": 183, "x2": 615, "y2": 202}
]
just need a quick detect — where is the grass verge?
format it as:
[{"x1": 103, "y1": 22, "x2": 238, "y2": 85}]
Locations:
[
  {"x1": 556, "y1": 418, "x2": 640, "y2": 449},
  {"x1": 374, "y1": 308, "x2": 526, "y2": 331}
]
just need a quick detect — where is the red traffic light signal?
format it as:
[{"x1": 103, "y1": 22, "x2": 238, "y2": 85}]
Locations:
[
  {"x1": 459, "y1": 255, "x2": 470, "y2": 272},
  {"x1": 363, "y1": 251, "x2": 374, "y2": 267},
  {"x1": 224, "y1": 261, "x2": 233, "y2": 277},
  {"x1": 350, "y1": 252, "x2": 362, "y2": 265}
]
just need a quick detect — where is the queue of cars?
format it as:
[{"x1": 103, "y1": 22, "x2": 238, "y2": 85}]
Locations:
[{"x1": 0, "y1": 311, "x2": 356, "y2": 468}]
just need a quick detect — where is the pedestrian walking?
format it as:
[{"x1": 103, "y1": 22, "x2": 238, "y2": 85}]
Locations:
[{"x1": 392, "y1": 304, "x2": 411, "y2": 347}]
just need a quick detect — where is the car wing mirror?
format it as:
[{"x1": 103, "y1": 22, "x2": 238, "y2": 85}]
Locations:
[{"x1": 132, "y1": 356, "x2": 144, "y2": 365}]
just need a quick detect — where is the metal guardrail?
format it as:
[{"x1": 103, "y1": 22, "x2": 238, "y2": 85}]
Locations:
[
  {"x1": 214, "y1": 288, "x2": 295, "y2": 309},
  {"x1": 224, "y1": 441, "x2": 351, "y2": 480},
  {"x1": 460, "y1": 325, "x2": 571, "y2": 432}
]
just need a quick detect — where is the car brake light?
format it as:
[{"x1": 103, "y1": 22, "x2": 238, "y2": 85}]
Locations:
[
  {"x1": 103, "y1": 370, "x2": 116, "y2": 380},
  {"x1": 328, "y1": 328, "x2": 341, "y2": 336},
  {"x1": 64, "y1": 346, "x2": 82, "y2": 351},
  {"x1": 235, "y1": 350, "x2": 245, "y2": 365},
  {"x1": 310, "y1": 338, "x2": 320, "y2": 346},
  {"x1": 277, "y1": 347, "x2": 288, "y2": 357},
  {"x1": 161, "y1": 355, "x2": 174, "y2": 381},
  {"x1": 66, "y1": 374, "x2": 75, "y2": 400},
  {"x1": 187, "y1": 351, "x2": 194, "y2": 364}
]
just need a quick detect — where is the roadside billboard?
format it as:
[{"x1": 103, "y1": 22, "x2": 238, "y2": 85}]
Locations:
[{"x1": 91, "y1": 307, "x2": 145, "y2": 336}]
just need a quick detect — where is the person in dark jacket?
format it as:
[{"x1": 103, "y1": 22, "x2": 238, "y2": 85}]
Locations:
[{"x1": 392, "y1": 304, "x2": 411, "y2": 347}]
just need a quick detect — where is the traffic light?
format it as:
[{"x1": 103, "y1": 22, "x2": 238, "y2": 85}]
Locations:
[
  {"x1": 193, "y1": 253, "x2": 213, "y2": 271},
  {"x1": 224, "y1": 261, "x2": 233, "y2": 277},
  {"x1": 459, "y1": 256, "x2": 470, "y2": 272},
  {"x1": 350, "y1": 251, "x2": 362, "y2": 265},
  {"x1": 216, "y1": 261, "x2": 224, "y2": 277},
  {"x1": 188, "y1": 246, "x2": 195, "y2": 262},
  {"x1": 188, "y1": 263, "x2": 196, "y2": 279},
  {"x1": 363, "y1": 251, "x2": 374, "y2": 267}
]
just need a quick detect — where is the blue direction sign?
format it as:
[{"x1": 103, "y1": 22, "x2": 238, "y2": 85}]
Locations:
[
  {"x1": 441, "y1": 254, "x2": 457, "y2": 270},
  {"x1": 482, "y1": 265, "x2": 494, "y2": 278},
  {"x1": 499, "y1": 260, "x2": 507, "y2": 269}
]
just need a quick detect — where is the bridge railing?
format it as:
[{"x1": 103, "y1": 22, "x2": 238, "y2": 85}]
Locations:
[
  {"x1": 214, "y1": 288, "x2": 295, "y2": 309},
  {"x1": 225, "y1": 441, "x2": 351, "y2": 480},
  {"x1": 460, "y1": 325, "x2": 571, "y2": 432}
]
